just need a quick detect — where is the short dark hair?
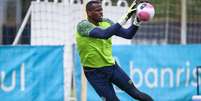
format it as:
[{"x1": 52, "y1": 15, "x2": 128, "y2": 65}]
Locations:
[{"x1": 86, "y1": 0, "x2": 101, "y2": 11}]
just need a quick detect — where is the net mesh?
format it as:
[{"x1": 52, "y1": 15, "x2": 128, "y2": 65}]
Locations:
[
  {"x1": 187, "y1": 0, "x2": 201, "y2": 43},
  {"x1": 31, "y1": 2, "x2": 74, "y2": 101},
  {"x1": 31, "y1": 2, "x2": 70, "y2": 45}
]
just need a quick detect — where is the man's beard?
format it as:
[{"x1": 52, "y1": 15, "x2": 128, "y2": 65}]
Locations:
[{"x1": 97, "y1": 17, "x2": 103, "y2": 22}]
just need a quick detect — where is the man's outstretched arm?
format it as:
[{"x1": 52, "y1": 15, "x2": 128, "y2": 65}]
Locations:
[
  {"x1": 115, "y1": 25, "x2": 139, "y2": 39},
  {"x1": 115, "y1": 15, "x2": 142, "y2": 39},
  {"x1": 89, "y1": 23, "x2": 121, "y2": 39}
]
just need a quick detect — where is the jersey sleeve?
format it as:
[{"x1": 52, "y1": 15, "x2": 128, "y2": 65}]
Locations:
[{"x1": 77, "y1": 20, "x2": 95, "y2": 36}]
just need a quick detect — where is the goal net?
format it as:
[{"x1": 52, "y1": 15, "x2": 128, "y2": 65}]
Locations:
[{"x1": 31, "y1": 2, "x2": 74, "y2": 101}]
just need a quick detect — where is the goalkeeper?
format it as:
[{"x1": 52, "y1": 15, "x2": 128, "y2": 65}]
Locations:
[{"x1": 76, "y1": 0, "x2": 153, "y2": 101}]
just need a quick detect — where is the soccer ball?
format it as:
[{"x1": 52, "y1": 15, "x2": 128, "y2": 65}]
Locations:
[{"x1": 136, "y1": 3, "x2": 155, "y2": 22}]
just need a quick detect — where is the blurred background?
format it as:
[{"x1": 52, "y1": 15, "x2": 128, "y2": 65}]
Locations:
[
  {"x1": 0, "y1": 0, "x2": 200, "y2": 45},
  {"x1": 0, "y1": 0, "x2": 201, "y2": 101}
]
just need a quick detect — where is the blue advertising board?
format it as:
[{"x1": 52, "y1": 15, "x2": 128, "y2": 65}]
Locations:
[
  {"x1": 0, "y1": 46, "x2": 64, "y2": 101},
  {"x1": 74, "y1": 45, "x2": 201, "y2": 101}
]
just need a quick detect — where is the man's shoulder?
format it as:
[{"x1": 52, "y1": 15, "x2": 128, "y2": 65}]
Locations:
[
  {"x1": 77, "y1": 20, "x2": 91, "y2": 26},
  {"x1": 77, "y1": 20, "x2": 95, "y2": 29},
  {"x1": 102, "y1": 18, "x2": 114, "y2": 24},
  {"x1": 76, "y1": 20, "x2": 95, "y2": 36}
]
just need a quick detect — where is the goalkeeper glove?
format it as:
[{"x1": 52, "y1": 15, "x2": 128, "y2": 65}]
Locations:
[
  {"x1": 118, "y1": 1, "x2": 138, "y2": 25},
  {"x1": 133, "y1": 16, "x2": 142, "y2": 26}
]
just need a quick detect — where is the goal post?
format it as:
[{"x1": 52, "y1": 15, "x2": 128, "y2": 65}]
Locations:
[{"x1": 12, "y1": 5, "x2": 31, "y2": 45}]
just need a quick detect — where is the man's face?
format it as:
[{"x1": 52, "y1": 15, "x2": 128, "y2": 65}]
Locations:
[{"x1": 87, "y1": 3, "x2": 103, "y2": 22}]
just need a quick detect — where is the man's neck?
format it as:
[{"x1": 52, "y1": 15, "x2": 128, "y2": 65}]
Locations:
[{"x1": 88, "y1": 18, "x2": 99, "y2": 26}]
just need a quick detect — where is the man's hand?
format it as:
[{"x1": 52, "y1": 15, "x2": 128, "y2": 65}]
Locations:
[
  {"x1": 118, "y1": 0, "x2": 138, "y2": 25},
  {"x1": 133, "y1": 16, "x2": 141, "y2": 26},
  {"x1": 118, "y1": 0, "x2": 151, "y2": 26}
]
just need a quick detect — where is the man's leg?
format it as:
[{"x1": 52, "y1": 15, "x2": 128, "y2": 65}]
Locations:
[
  {"x1": 111, "y1": 64, "x2": 153, "y2": 101},
  {"x1": 84, "y1": 67, "x2": 120, "y2": 101}
]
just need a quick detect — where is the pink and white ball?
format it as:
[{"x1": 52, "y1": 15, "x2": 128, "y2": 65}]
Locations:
[{"x1": 136, "y1": 3, "x2": 155, "y2": 22}]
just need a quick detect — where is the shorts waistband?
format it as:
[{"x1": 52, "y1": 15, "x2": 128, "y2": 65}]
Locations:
[{"x1": 83, "y1": 64, "x2": 116, "y2": 70}]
